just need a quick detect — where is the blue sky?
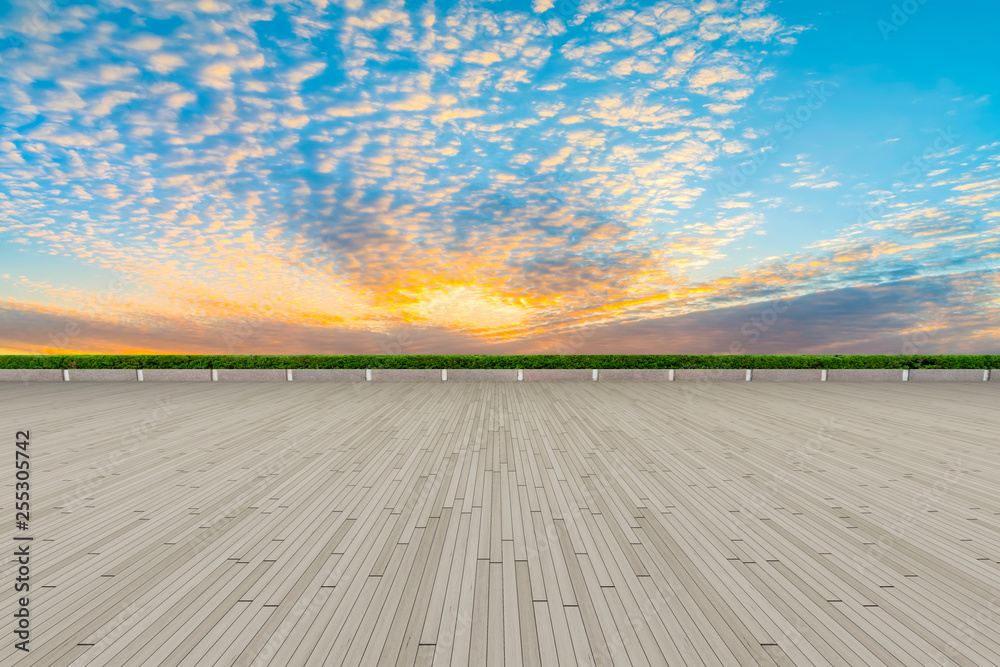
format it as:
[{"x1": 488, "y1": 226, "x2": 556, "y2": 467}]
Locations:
[{"x1": 0, "y1": 0, "x2": 997, "y2": 355}]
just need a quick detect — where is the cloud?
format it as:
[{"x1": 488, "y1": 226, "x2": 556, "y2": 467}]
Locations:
[
  {"x1": 284, "y1": 61, "x2": 327, "y2": 88},
  {"x1": 346, "y1": 7, "x2": 410, "y2": 31},
  {"x1": 387, "y1": 94, "x2": 435, "y2": 111},
  {"x1": 99, "y1": 64, "x2": 139, "y2": 83},
  {"x1": 735, "y1": 16, "x2": 782, "y2": 41},
  {"x1": 199, "y1": 62, "x2": 235, "y2": 89},
  {"x1": 462, "y1": 50, "x2": 503, "y2": 66},
  {"x1": 706, "y1": 102, "x2": 743, "y2": 114},
  {"x1": 280, "y1": 115, "x2": 312, "y2": 128},
  {"x1": 326, "y1": 102, "x2": 378, "y2": 117},
  {"x1": 148, "y1": 53, "x2": 185, "y2": 73},
  {"x1": 432, "y1": 108, "x2": 486, "y2": 125},
  {"x1": 165, "y1": 92, "x2": 197, "y2": 109},
  {"x1": 89, "y1": 90, "x2": 140, "y2": 117},
  {"x1": 98, "y1": 183, "x2": 122, "y2": 199},
  {"x1": 539, "y1": 146, "x2": 573, "y2": 169},
  {"x1": 688, "y1": 65, "x2": 746, "y2": 92},
  {"x1": 44, "y1": 88, "x2": 88, "y2": 112},
  {"x1": 425, "y1": 52, "x2": 456, "y2": 68},
  {"x1": 126, "y1": 34, "x2": 164, "y2": 51},
  {"x1": 19, "y1": 0, "x2": 986, "y2": 355}
]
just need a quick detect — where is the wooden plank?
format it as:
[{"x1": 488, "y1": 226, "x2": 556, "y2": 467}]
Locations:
[{"x1": 3, "y1": 381, "x2": 1000, "y2": 667}]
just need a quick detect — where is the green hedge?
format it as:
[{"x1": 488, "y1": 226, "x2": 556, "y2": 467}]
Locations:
[{"x1": 0, "y1": 354, "x2": 997, "y2": 369}]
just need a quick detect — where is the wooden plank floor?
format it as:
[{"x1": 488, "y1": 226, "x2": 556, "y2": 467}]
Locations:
[{"x1": 1, "y1": 380, "x2": 999, "y2": 666}]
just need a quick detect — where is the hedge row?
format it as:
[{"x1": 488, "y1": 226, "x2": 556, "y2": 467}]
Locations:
[{"x1": 1, "y1": 354, "x2": 998, "y2": 370}]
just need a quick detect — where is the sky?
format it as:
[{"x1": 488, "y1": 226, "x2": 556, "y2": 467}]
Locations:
[{"x1": 0, "y1": 0, "x2": 997, "y2": 356}]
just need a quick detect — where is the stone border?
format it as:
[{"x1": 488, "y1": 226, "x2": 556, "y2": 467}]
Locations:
[
  {"x1": 751, "y1": 369, "x2": 824, "y2": 382},
  {"x1": 215, "y1": 369, "x2": 287, "y2": 382},
  {"x1": 67, "y1": 369, "x2": 138, "y2": 381},
  {"x1": 522, "y1": 369, "x2": 593, "y2": 381},
  {"x1": 598, "y1": 369, "x2": 673, "y2": 381},
  {"x1": 291, "y1": 369, "x2": 366, "y2": 382},
  {"x1": 142, "y1": 369, "x2": 213, "y2": 382},
  {"x1": 446, "y1": 369, "x2": 518, "y2": 381},
  {"x1": 826, "y1": 369, "x2": 906, "y2": 382},
  {"x1": 0, "y1": 369, "x2": 64, "y2": 381},
  {"x1": 908, "y1": 368, "x2": 989, "y2": 382},
  {"x1": 370, "y1": 369, "x2": 442, "y2": 381},
  {"x1": 674, "y1": 369, "x2": 749, "y2": 381},
  {"x1": 0, "y1": 368, "x2": 994, "y2": 382}
]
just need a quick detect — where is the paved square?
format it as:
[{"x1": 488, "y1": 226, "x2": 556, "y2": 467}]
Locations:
[{"x1": 2, "y1": 381, "x2": 998, "y2": 666}]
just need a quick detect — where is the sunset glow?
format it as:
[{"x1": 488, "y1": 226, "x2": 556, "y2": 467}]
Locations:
[{"x1": 1, "y1": 0, "x2": 998, "y2": 355}]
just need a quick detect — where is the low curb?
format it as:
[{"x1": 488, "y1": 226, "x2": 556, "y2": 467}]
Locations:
[
  {"x1": 674, "y1": 369, "x2": 748, "y2": 382},
  {"x1": 826, "y1": 369, "x2": 906, "y2": 382},
  {"x1": 0, "y1": 369, "x2": 64, "y2": 381},
  {"x1": 369, "y1": 369, "x2": 442, "y2": 382},
  {"x1": 215, "y1": 369, "x2": 286, "y2": 382},
  {"x1": 291, "y1": 369, "x2": 366, "y2": 382},
  {"x1": 598, "y1": 369, "x2": 673, "y2": 381},
  {"x1": 445, "y1": 369, "x2": 518, "y2": 382},
  {"x1": 522, "y1": 369, "x2": 593, "y2": 381},
  {"x1": 66, "y1": 369, "x2": 138, "y2": 381},
  {"x1": 907, "y1": 368, "x2": 989, "y2": 382},
  {"x1": 142, "y1": 369, "x2": 213, "y2": 382},
  {"x1": 748, "y1": 369, "x2": 823, "y2": 382},
  {"x1": 0, "y1": 369, "x2": 995, "y2": 382}
]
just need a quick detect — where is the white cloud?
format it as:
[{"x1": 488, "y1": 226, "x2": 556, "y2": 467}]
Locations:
[
  {"x1": 705, "y1": 102, "x2": 742, "y2": 114},
  {"x1": 284, "y1": 61, "x2": 327, "y2": 88},
  {"x1": 127, "y1": 34, "x2": 164, "y2": 51},
  {"x1": 791, "y1": 179, "x2": 841, "y2": 189},
  {"x1": 197, "y1": 0, "x2": 229, "y2": 13},
  {"x1": 387, "y1": 94, "x2": 435, "y2": 111},
  {"x1": 688, "y1": 65, "x2": 746, "y2": 92},
  {"x1": 539, "y1": 146, "x2": 573, "y2": 169},
  {"x1": 99, "y1": 64, "x2": 138, "y2": 83},
  {"x1": 326, "y1": 103, "x2": 378, "y2": 117},
  {"x1": 44, "y1": 89, "x2": 87, "y2": 113},
  {"x1": 98, "y1": 183, "x2": 122, "y2": 199},
  {"x1": 199, "y1": 62, "x2": 234, "y2": 90},
  {"x1": 425, "y1": 52, "x2": 456, "y2": 68},
  {"x1": 148, "y1": 53, "x2": 185, "y2": 73},
  {"x1": 735, "y1": 16, "x2": 781, "y2": 42},
  {"x1": 90, "y1": 90, "x2": 139, "y2": 117},
  {"x1": 166, "y1": 92, "x2": 197, "y2": 109},
  {"x1": 462, "y1": 51, "x2": 502, "y2": 66}
]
